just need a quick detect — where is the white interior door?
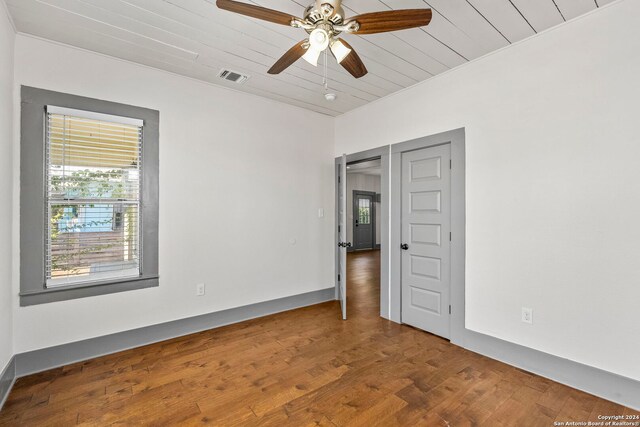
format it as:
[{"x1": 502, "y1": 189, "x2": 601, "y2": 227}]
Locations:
[
  {"x1": 401, "y1": 144, "x2": 451, "y2": 338},
  {"x1": 338, "y1": 154, "x2": 348, "y2": 320}
]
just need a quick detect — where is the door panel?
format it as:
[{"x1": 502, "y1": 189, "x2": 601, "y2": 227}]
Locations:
[
  {"x1": 353, "y1": 192, "x2": 375, "y2": 250},
  {"x1": 410, "y1": 224, "x2": 441, "y2": 246},
  {"x1": 410, "y1": 191, "x2": 441, "y2": 212},
  {"x1": 338, "y1": 154, "x2": 347, "y2": 320},
  {"x1": 401, "y1": 144, "x2": 451, "y2": 338},
  {"x1": 410, "y1": 287, "x2": 441, "y2": 314}
]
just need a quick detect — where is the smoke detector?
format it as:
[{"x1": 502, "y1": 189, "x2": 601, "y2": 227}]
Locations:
[{"x1": 324, "y1": 92, "x2": 337, "y2": 101}]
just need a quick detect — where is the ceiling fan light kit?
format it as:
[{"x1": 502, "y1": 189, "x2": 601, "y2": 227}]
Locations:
[{"x1": 216, "y1": 0, "x2": 433, "y2": 79}]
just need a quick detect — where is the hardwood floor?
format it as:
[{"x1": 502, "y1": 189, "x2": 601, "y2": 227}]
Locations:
[{"x1": 1, "y1": 249, "x2": 637, "y2": 426}]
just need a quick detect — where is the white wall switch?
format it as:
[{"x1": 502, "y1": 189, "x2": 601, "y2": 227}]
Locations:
[
  {"x1": 196, "y1": 283, "x2": 205, "y2": 296},
  {"x1": 522, "y1": 307, "x2": 533, "y2": 324},
  {"x1": 318, "y1": 208, "x2": 324, "y2": 218}
]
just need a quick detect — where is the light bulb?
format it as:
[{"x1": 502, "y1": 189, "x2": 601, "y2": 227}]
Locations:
[{"x1": 314, "y1": 31, "x2": 327, "y2": 44}]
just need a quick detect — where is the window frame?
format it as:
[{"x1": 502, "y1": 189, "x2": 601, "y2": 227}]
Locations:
[{"x1": 20, "y1": 86, "x2": 159, "y2": 306}]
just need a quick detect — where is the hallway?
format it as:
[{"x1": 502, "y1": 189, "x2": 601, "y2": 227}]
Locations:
[
  {"x1": 346, "y1": 249, "x2": 380, "y2": 319},
  {"x1": 0, "y1": 251, "x2": 637, "y2": 425}
]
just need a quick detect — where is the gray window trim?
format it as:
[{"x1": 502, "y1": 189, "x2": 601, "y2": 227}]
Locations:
[{"x1": 20, "y1": 86, "x2": 159, "y2": 306}]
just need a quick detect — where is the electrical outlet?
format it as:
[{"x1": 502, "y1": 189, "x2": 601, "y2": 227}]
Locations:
[
  {"x1": 196, "y1": 283, "x2": 205, "y2": 296},
  {"x1": 522, "y1": 307, "x2": 533, "y2": 324}
]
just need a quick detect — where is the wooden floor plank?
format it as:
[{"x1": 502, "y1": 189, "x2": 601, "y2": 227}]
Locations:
[{"x1": 0, "y1": 250, "x2": 635, "y2": 426}]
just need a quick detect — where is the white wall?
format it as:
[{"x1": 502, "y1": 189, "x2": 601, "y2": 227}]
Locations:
[
  {"x1": 346, "y1": 173, "x2": 381, "y2": 247},
  {"x1": 335, "y1": 0, "x2": 640, "y2": 381},
  {"x1": 0, "y1": 3, "x2": 15, "y2": 374},
  {"x1": 12, "y1": 35, "x2": 335, "y2": 353}
]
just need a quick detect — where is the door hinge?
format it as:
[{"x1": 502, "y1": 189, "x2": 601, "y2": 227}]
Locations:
[
  {"x1": 338, "y1": 274, "x2": 341, "y2": 282},
  {"x1": 338, "y1": 176, "x2": 341, "y2": 183},
  {"x1": 338, "y1": 225, "x2": 341, "y2": 232},
  {"x1": 449, "y1": 232, "x2": 452, "y2": 241},
  {"x1": 450, "y1": 159, "x2": 452, "y2": 169},
  {"x1": 449, "y1": 305, "x2": 451, "y2": 314}
]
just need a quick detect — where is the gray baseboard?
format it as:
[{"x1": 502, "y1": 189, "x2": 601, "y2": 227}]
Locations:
[
  {"x1": 14, "y1": 287, "x2": 335, "y2": 378},
  {"x1": 0, "y1": 357, "x2": 16, "y2": 411},
  {"x1": 461, "y1": 330, "x2": 640, "y2": 411}
]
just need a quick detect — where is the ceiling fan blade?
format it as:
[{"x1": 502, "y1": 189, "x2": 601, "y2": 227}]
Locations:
[
  {"x1": 216, "y1": 0, "x2": 298, "y2": 26},
  {"x1": 350, "y1": 9, "x2": 432, "y2": 35},
  {"x1": 268, "y1": 40, "x2": 308, "y2": 74},
  {"x1": 334, "y1": 38, "x2": 367, "y2": 78}
]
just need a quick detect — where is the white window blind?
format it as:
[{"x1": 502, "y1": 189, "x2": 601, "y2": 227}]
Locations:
[{"x1": 45, "y1": 106, "x2": 143, "y2": 287}]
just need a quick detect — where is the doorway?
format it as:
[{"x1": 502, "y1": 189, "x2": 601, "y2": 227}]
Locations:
[
  {"x1": 335, "y1": 147, "x2": 390, "y2": 321},
  {"x1": 352, "y1": 191, "x2": 376, "y2": 250},
  {"x1": 347, "y1": 159, "x2": 381, "y2": 252},
  {"x1": 345, "y1": 159, "x2": 381, "y2": 319},
  {"x1": 346, "y1": 160, "x2": 381, "y2": 318}
]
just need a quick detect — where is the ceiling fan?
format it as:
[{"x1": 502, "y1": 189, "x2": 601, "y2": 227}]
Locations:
[{"x1": 216, "y1": 0, "x2": 432, "y2": 79}]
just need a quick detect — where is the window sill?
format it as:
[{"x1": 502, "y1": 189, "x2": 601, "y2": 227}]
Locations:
[
  {"x1": 47, "y1": 268, "x2": 140, "y2": 288},
  {"x1": 19, "y1": 275, "x2": 159, "y2": 306}
]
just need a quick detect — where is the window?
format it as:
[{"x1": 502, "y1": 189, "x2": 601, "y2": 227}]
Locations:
[
  {"x1": 20, "y1": 87, "x2": 159, "y2": 306},
  {"x1": 46, "y1": 107, "x2": 142, "y2": 287},
  {"x1": 358, "y1": 198, "x2": 371, "y2": 225}
]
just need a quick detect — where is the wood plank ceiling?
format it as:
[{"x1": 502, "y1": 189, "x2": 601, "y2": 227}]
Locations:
[{"x1": 5, "y1": 0, "x2": 613, "y2": 116}]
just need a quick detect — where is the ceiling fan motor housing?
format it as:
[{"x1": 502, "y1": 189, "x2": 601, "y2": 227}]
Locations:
[{"x1": 305, "y1": 0, "x2": 345, "y2": 25}]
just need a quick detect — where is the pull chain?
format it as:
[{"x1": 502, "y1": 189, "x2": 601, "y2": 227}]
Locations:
[
  {"x1": 322, "y1": 47, "x2": 336, "y2": 101},
  {"x1": 323, "y1": 48, "x2": 329, "y2": 92}
]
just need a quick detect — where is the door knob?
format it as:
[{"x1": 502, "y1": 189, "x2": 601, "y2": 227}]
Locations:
[{"x1": 400, "y1": 243, "x2": 409, "y2": 250}]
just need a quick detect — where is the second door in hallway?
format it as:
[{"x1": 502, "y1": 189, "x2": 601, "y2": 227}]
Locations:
[{"x1": 353, "y1": 191, "x2": 376, "y2": 250}]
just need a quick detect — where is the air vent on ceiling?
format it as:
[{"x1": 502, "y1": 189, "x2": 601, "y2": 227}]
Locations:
[{"x1": 218, "y1": 69, "x2": 249, "y2": 84}]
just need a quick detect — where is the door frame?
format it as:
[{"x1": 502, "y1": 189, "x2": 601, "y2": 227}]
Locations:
[
  {"x1": 352, "y1": 190, "x2": 377, "y2": 251},
  {"x1": 390, "y1": 128, "x2": 466, "y2": 346},
  {"x1": 335, "y1": 146, "x2": 391, "y2": 319}
]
